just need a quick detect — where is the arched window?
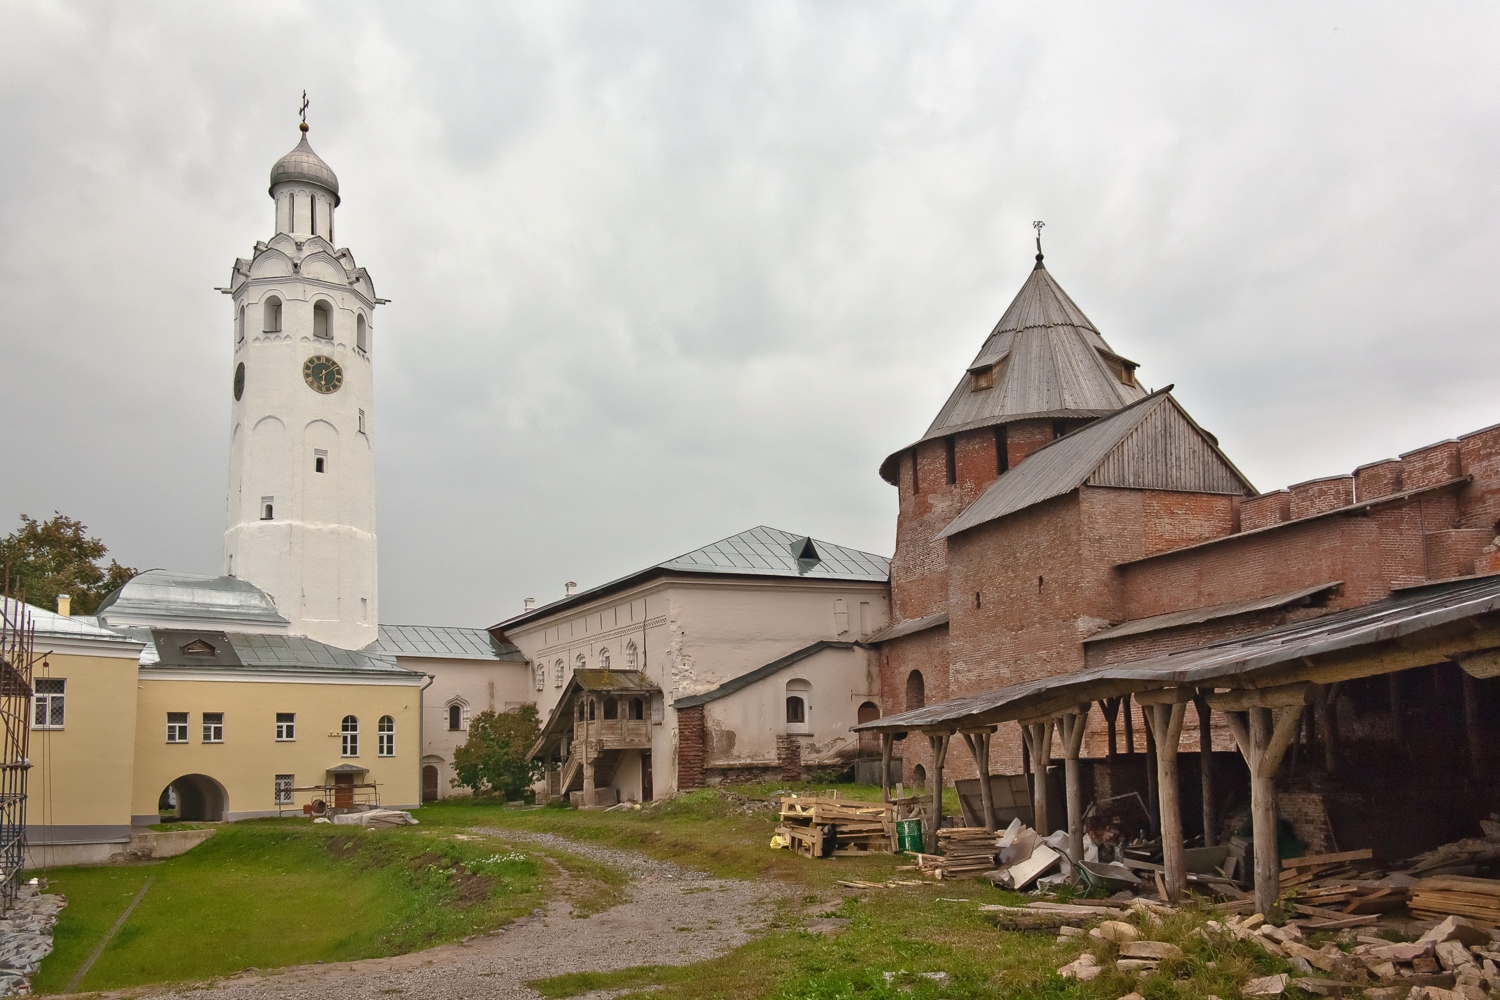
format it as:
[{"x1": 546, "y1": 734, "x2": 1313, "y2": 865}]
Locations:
[
  {"x1": 906, "y1": 670, "x2": 925, "y2": 711},
  {"x1": 447, "y1": 703, "x2": 463, "y2": 731},
  {"x1": 554, "y1": 659, "x2": 565, "y2": 686},
  {"x1": 857, "y1": 701, "x2": 881, "y2": 754},
  {"x1": 577, "y1": 701, "x2": 585, "y2": 722},
  {"x1": 534, "y1": 663, "x2": 545, "y2": 691},
  {"x1": 356, "y1": 314, "x2": 367, "y2": 353},
  {"x1": 586, "y1": 698, "x2": 596, "y2": 721},
  {"x1": 341, "y1": 715, "x2": 359, "y2": 757},
  {"x1": 599, "y1": 648, "x2": 611, "y2": 671},
  {"x1": 857, "y1": 701, "x2": 880, "y2": 725},
  {"x1": 237, "y1": 305, "x2": 246, "y2": 343},
  {"x1": 603, "y1": 697, "x2": 618, "y2": 720},
  {"x1": 786, "y1": 678, "x2": 811, "y2": 730},
  {"x1": 575, "y1": 653, "x2": 586, "y2": 672},
  {"x1": 913, "y1": 763, "x2": 927, "y2": 787},
  {"x1": 628, "y1": 697, "x2": 644, "y2": 720},
  {"x1": 625, "y1": 641, "x2": 639, "y2": 670},
  {"x1": 313, "y1": 301, "x2": 332, "y2": 339},
  {"x1": 377, "y1": 715, "x2": 395, "y2": 756},
  {"x1": 310, "y1": 195, "x2": 318, "y2": 236},
  {"x1": 264, "y1": 296, "x2": 282, "y2": 333}
]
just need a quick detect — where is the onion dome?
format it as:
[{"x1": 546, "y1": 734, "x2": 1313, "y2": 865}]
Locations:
[{"x1": 268, "y1": 123, "x2": 340, "y2": 205}]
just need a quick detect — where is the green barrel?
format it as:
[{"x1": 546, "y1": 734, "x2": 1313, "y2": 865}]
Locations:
[{"x1": 896, "y1": 818, "x2": 924, "y2": 853}]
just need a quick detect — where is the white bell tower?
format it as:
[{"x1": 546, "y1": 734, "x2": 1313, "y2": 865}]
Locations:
[{"x1": 223, "y1": 118, "x2": 381, "y2": 650}]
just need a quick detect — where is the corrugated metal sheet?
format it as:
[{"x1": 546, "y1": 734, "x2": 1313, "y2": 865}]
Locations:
[
  {"x1": 369, "y1": 624, "x2": 523, "y2": 660},
  {"x1": 854, "y1": 574, "x2": 1500, "y2": 732},
  {"x1": 1084, "y1": 582, "x2": 1341, "y2": 644},
  {"x1": 866, "y1": 611, "x2": 950, "y2": 644},
  {"x1": 141, "y1": 630, "x2": 411, "y2": 676},
  {"x1": 880, "y1": 264, "x2": 1148, "y2": 483},
  {"x1": 937, "y1": 392, "x2": 1254, "y2": 540},
  {"x1": 1088, "y1": 396, "x2": 1251, "y2": 494}
]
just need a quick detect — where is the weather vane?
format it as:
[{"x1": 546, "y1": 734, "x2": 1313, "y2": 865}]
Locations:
[
  {"x1": 299, "y1": 90, "x2": 310, "y2": 132},
  {"x1": 1033, "y1": 220, "x2": 1045, "y2": 266}
]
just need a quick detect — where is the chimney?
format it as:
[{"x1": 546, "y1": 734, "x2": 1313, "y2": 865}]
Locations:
[
  {"x1": 564, "y1": 581, "x2": 577, "y2": 597},
  {"x1": 56, "y1": 594, "x2": 71, "y2": 617},
  {"x1": 523, "y1": 597, "x2": 536, "y2": 612}
]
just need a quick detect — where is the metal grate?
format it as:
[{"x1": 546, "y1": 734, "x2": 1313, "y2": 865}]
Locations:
[{"x1": 0, "y1": 593, "x2": 36, "y2": 913}]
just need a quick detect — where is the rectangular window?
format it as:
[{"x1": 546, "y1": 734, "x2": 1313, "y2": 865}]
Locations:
[
  {"x1": 33, "y1": 678, "x2": 65, "y2": 729},
  {"x1": 276, "y1": 712, "x2": 295, "y2": 741},
  {"x1": 166, "y1": 712, "x2": 189, "y2": 743},
  {"x1": 358, "y1": 409, "x2": 366, "y2": 434},
  {"x1": 910, "y1": 447, "x2": 920, "y2": 495},
  {"x1": 995, "y1": 425, "x2": 1009, "y2": 474},
  {"x1": 203, "y1": 712, "x2": 224, "y2": 743},
  {"x1": 275, "y1": 774, "x2": 295, "y2": 806},
  {"x1": 1053, "y1": 420, "x2": 1067, "y2": 440},
  {"x1": 944, "y1": 436, "x2": 956, "y2": 485}
]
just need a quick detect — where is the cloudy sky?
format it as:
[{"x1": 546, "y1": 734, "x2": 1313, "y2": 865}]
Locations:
[{"x1": 2, "y1": 3, "x2": 1498, "y2": 627}]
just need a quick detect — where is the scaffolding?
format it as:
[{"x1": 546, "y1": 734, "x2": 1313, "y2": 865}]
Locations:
[{"x1": 0, "y1": 592, "x2": 34, "y2": 913}]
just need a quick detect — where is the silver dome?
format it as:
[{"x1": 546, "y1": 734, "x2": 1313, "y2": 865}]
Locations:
[{"x1": 269, "y1": 128, "x2": 340, "y2": 205}]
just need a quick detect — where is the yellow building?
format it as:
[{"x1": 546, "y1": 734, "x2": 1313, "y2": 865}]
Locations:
[{"x1": 24, "y1": 573, "x2": 425, "y2": 867}]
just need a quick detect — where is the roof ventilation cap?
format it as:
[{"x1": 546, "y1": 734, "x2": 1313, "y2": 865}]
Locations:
[{"x1": 790, "y1": 537, "x2": 821, "y2": 569}]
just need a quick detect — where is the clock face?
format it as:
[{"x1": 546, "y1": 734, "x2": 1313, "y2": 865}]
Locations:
[
  {"x1": 302, "y1": 355, "x2": 344, "y2": 394},
  {"x1": 233, "y1": 362, "x2": 245, "y2": 401}
]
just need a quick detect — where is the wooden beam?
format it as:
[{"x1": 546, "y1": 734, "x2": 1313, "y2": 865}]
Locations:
[
  {"x1": 1194, "y1": 694, "x2": 1216, "y2": 848},
  {"x1": 1022, "y1": 720, "x2": 1054, "y2": 835},
  {"x1": 1206, "y1": 682, "x2": 1316, "y2": 712},
  {"x1": 1143, "y1": 701, "x2": 1188, "y2": 903},
  {"x1": 1134, "y1": 686, "x2": 1196, "y2": 706},
  {"x1": 1461, "y1": 670, "x2": 1486, "y2": 778},
  {"x1": 1102, "y1": 697, "x2": 1120, "y2": 762},
  {"x1": 1457, "y1": 649, "x2": 1500, "y2": 679},
  {"x1": 962, "y1": 730, "x2": 996, "y2": 832},
  {"x1": 880, "y1": 733, "x2": 894, "y2": 803},
  {"x1": 926, "y1": 732, "x2": 950, "y2": 853}
]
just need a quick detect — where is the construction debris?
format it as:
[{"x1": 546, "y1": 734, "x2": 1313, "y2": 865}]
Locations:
[
  {"x1": 1411, "y1": 876, "x2": 1500, "y2": 926},
  {"x1": 772, "y1": 794, "x2": 893, "y2": 859},
  {"x1": 330, "y1": 808, "x2": 418, "y2": 828}
]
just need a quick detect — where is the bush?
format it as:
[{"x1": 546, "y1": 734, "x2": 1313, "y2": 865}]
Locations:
[{"x1": 450, "y1": 706, "x2": 545, "y2": 799}]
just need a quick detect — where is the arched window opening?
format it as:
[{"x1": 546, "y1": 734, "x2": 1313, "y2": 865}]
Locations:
[
  {"x1": 310, "y1": 195, "x2": 318, "y2": 236},
  {"x1": 603, "y1": 697, "x2": 618, "y2": 721},
  {"x1": 577, "y1": 701, "x2": 585, "y2": 722},
  {"x1": 913, "y1": 763, "x2": 927, "y2": 787},
  {"x1": 341, "y1": 715, "x2": 359, "y2": 757},
  {"x1": 906, "y1": 670, "x2": 925, "y2": 711},
  {"x1": 263, "y1": 296, "x2": 282, "y2": 333},
  {"x1": 448, "y1": 704, "x2": 463, "y2": 731},
  {"x1": 575, "y1": 653, "x2": 586, "y2": 673},
  {"x1": 628, "y1": 697, "x2": 644, "y2": 720},
  {"x1": 238, "y1": 305, "x2": 246, "y2": 343},
  {"x1": 786, "y1": 678, "x2": 811, "y2": 730},
  {"x1": 356, "y1": 314, "x2": 367, "y2": 353},
  {"x1": 313, "y1": 301, "x2": 332, "y2": 339},
  {"x1": 554, "y1": 659, "x2": 564, "y2": 686},
  {"x1": 625, "y1": 641, "x2": 639, "y2": 670},
  {"x1": 786, "y1": 696, "x2": 805, "y2": 724},
  {"x1": 599, "y1": 648, "x2": 611, "y2": 671},
  {"x1": 587, "y1": 698, "x2": 596, "y2": 721},
  {"x1": 534, "y1": 663, "x2": 545, "y2": 691},
  {"x1": 377, "y1": 715, "x2": 395, "y2": 756},
  {"x1": 261, "y1": 497, "x2": 275, "y2": 521},
  {"x1": 857, "y1": 701, "x2": 880, "y2": 725},
  {"x1": 314, "y1": 450, "x2": 327, "y2": 474}
]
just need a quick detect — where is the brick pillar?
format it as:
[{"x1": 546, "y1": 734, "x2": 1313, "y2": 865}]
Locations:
[
  {"x1": 677, "y1": 705, "x2": 706, "y2": 790},
  {"x1": 776, "y1": 735, "x2": 803, "y2": 782}
]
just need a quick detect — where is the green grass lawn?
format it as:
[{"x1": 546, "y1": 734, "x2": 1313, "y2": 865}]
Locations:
[{"x1": 34, "y1": 820, "x2": 547, "y2": 994}]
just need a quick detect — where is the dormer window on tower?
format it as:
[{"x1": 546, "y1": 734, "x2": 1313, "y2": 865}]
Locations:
[
  {"x1": 969, "y1": 364, "x2": 994, "y2": 391},
  {"x1": 356, "y1": 314, "x2": 367, "y2": 354},
  {"x1": 313, "y1": 301, "x2": 332, "y2": 339}
]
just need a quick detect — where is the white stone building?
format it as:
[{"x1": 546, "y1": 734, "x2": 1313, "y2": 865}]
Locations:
[{"x1": 492, "y1": 526, "x2": 891, "y2": 803}]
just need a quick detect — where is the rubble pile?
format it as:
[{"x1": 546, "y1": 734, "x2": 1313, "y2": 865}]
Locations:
[{"x1": 0, "y1": 884, "x2": 66, "y2": 997}]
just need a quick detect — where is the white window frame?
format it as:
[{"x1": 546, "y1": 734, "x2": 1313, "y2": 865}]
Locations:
[
  {"x1": 32, "y1": 678, "x2": 65, "y2": 730},
  {"x1": 166, "y1": 712, "x2": 189, "y2": 744},
  {"x1": 341, "y1": 716, "x2": 359, "y2": 757},
  {"x1": 203, "y1": 712, "x2": 224, "y2": 743},
  {"x1": 377, "y1": 716, "x2": 395, "y2": 757},
  {"x1": 276, "y1": 712, "x2": 295, "y2": 741},
  {"x1": 274, "y1": 773, "x2": 295, "y2": 806}
]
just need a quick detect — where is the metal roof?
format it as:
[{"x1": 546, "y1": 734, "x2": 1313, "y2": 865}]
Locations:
[
  {"x1": 368, "y1": 624, "x2": 524, "y2": 661},
  {"x1": 1084, "y1": 582, "x2": 1341, "y2": 644},
  {"x1": 12, "y1": 603, "x2": 145, "y2": 650},
  {"x1": 492, "y1": 526, "x2": 889, "y2": 632},
  {"x1": 880, "y1": 262, "x2": 1148, "y2": 483},
  {"x1": 937, "y1": 391, "x2": 1253, "y2": 540},
  {"x1": 855, "y1": 573, "x2": 1500, "y2": 733},
  {"x1": 138, "y1": 628, "x2": 411, "y2": 678},
  {"x1": 269, "y1": 129, "x2": 340, "y2": 203},
  {"x1": 96, "y1": 570, "x2": 290, "y2": 632},
  {"x1": 866, "y1": 611, "x2": 949, "y2": 645},
  {"x1": 528, "y1": 670, "x2": 662, "y2": 757},
  {"x1": 673, "y1": 641, "x2": 860, "y2": 709}
]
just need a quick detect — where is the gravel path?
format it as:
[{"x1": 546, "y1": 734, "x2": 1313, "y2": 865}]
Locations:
[{"x1": 82, "y1": 830, "x2": 787, "y2": 1000}]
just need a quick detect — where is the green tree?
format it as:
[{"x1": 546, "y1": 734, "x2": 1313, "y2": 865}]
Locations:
[
  {"x1": 0, "y1": 513, "x2": 137, "y2": 616},
  {"x1": 450, "y1": 705, "x2": 545, "y2": 800}
]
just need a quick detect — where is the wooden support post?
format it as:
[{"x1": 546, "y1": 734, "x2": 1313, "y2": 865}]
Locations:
[
  {"x1": 961, "y1": 730, "x2": 995, "y2": 831},
  {"x1": 581, "y1": 697, "x2": 595, "y2": 807},
  {"x1": 1123, "y1": 692, "x2": 1135, "y2": 755},
  {"x1": 1316, "y1": 683, "x2": 1340, "y2": 775},
  {"x1": 877, "y1": 733, "x2": 889, "y2": 800},
  {"x1": 1194, "y1": 694, "x2": 1216, "y2": 847},
  {"x1": 1388, "y1": 672, "x2": 1404, "y2": 743},
  {"x1": 1461, "y1": 670, "x2": 1485, "y2": 778},
  {"x1": 1219, "y1": 702, "x2": 1304, "y2": 915},
  {"x1": 926, "y1": 732, "x2": 950, "y2": 853},
  {"x1": 1140, "y1": 699, "x2": 1188, "y2": 903},
  {"x1": 1058, "y1": 705, "x2": 1091, "y2": 862},
  {"x1": 1144, "y1": 714, "x2": 1159, "y2": 831},
  {"x1": 1102, "y1": 697, "x2": 1120, "y2": 763},
  {"x1": 1022, "y1": 720, "x2": 1054, "y2": 834}
]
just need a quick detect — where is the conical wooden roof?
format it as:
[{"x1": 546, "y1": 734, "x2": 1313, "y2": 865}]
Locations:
[{"x1": 880, "y1": 261, "x2": 1147, "y2": 483}]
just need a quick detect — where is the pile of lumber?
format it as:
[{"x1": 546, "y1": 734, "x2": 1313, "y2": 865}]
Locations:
[
  {"x1": 1278, "y1": 848, "x2": 1414, "y2": 927},
  {"x1": 1409, "y1": 875, "x2": 1500, "y2": 925},
  {"x1": 775, "y1": 795, "x2": 893, "y2": 859},
  {"x1": 928, "y1": 827, "x2": 1000, "y2": 877}
]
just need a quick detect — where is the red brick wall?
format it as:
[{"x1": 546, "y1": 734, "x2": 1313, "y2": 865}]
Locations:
[
  {"x1": 677, "y1": 705, "x2": 706, "y2": 791},
  {"x1": 1289, "y1": 476, "x2": 1354, "y2": 520}
]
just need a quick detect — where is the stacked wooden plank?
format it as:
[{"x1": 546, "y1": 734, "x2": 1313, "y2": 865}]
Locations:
[
  {"x1": 1409, "y1": 875, "x2": 1500, "y2": 926},
  {"x1": 776, "y1": 795, "x2": 894, "y2": 859}
]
